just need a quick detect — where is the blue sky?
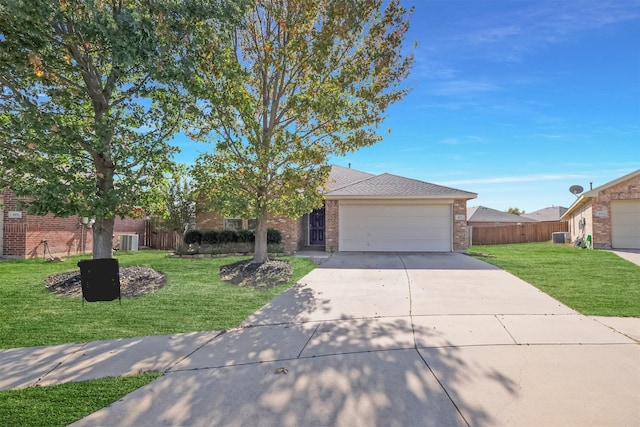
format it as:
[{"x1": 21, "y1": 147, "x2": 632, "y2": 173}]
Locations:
[{"x1": 174, "y1": 0, "x2": 640, "y2": 214}]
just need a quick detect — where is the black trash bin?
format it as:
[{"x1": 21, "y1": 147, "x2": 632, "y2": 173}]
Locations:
[{"x1": 77, "y1": 258, "x2": 121, "y2": 304}]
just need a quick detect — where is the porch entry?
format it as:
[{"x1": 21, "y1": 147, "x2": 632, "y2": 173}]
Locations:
[{"x1": 309, "y1": 207, "x2": 325, "y2": 246}]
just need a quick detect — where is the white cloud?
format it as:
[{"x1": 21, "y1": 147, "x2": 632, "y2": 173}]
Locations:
[{"x1": 440, "y1": 137, "x2": 459, "y2": 145}]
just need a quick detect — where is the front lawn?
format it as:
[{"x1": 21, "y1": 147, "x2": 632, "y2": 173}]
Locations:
[
  {"x1": 0, "y1": 251, "x2": 316, "y2": 349},
  {"x1": 471, "y1": 242, "x2": 640, "y2": 316},
  {"x1": 0, "y1": 373, "x2": 161, "y2": 427}
]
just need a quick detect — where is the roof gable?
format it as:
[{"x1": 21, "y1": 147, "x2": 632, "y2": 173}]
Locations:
[
  {"x1": 562, "y1": 169, "x2": 640, "y2": 219},
  {"x1": 468, "y1": 206, "x2": 538, "y2": 223},
  {"x1": 582, "y1": 169, "x2": 640, "y2": 198},
  {"x1": 325, "y1": 171, "x2": 477, "y2": 199}
]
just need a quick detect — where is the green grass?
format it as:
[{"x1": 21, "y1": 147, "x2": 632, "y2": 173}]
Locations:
[
  {"x1": 0, "y1": 251, "x2": 317, "y2": 349},
  {"x1": 0, "y1": 373, "x2": 161, "y2": 427},
  {"x1": 472, "y1": 242, "x2": 640, "y2": 316}
]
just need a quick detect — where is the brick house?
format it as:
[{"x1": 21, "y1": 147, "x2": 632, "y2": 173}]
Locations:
[
  {"x1": 561, "y1": 169, "x2": 640, "y2": 249},
  {"x1": 196, "y1": 165, "x2": 477, "y2": 253},
  {"x1": 0, "y1": 189, "x2": 146, "y2": 259}
]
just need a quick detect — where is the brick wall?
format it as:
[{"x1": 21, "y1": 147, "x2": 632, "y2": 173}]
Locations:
[
  {"x1": 196, "y1": 211, "x2": 225, "y2": 230},
  {"x1": 196, "y1": 209, "x2": 302, "y2": 254},
  {"x1": 1, "y1": 189, "x2": 147, "y2": 258},
  {"x1": 325, "y1": 200, "x2": 339, "y2": 252},
  {"x1": 591, "y1": 174, "x2": 640, "y2": 249},
  {"x1": 25, "y1": 214, "x2": 91, "y2": 258},
  {"x1": 2, "y1": 190, "x2": 28, "y2": 258},
  {"x1": 453, "y1": 199, "x2": 469, "y2": 251},
  {"x1": 266, "y1": 215, "x2": 300, "y2": 254},
  {"x1": 113, "y1": 216, "x2": 146, "y2": 249}
]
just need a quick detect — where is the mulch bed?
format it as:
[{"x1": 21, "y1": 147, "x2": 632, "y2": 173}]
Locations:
[
  {"x1": 46, "y1": 266, "x2": 166, "y2": 298},
  {"x1": 219, "y1": 260, "x2": 292, "y2": 288}
]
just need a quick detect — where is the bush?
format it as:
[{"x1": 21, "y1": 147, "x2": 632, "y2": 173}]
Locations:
[
  {"x1": 267, "y1": 228, "x2": 282, "y2": 244},
  {"x1": 202, "y1": 230, "x2": 218, "y2": 245},
  {"x1": 217, "y1": 230, "x2": 237, "y2": 243},
  {"x1": 237, "y1": 229, "x2": 255, "y2": 243},
  {"x1": 184, "y1": 230, "x2": 202, "y2": 245}
]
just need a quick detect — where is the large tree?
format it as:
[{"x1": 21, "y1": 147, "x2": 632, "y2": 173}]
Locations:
[
  {"x1": 0, "y1": 0, "x2": 246, "y2": 258},
  {"x1": 192, "y1": 0, "x2": 414, "y2": 263}
]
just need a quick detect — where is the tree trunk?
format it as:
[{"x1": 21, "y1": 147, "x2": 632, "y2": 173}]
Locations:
[
  {"x1": 92, "y1": 216, "x2": 115, "y2": 259},
  {"x1": 253, "y1": 206, "x2": 269, "y2": 264}
]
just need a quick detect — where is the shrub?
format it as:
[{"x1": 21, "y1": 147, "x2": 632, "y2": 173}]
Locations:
[
  {"x1": 175, "y1": 244, "x2": 195, "y2": 255},
  {"x1": 184, "y1": 230, "x2": 202, "y2": 245},
  {"x1": 267, "y1": 244, "x2": 285, "y2": 255},
  {"x1": 217, "y1": 229, "x2": 237, "y2": 243},
  {"x1": 267, "y1": 228, "x2": 282, "y2": 244},
  {"x1": 237, "y1": 229, "x2": 255, "y2": 243},
  {"x1": 202, "y1": 230, "x2": 218, "y2": 245}
]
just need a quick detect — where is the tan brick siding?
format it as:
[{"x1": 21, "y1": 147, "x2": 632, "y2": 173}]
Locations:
[
  {"x1": 325, "y1": 200, "x2": 339, "y2": 253},
  {"x1": 453, "y1": 199, "x2": 469, "y2": 251},
  {"x1": 195, "y1": 209, "x2": 302, "y2": 254},
  {"x1": 266, "y1": 215, "x2": 301, "y2": 254}
]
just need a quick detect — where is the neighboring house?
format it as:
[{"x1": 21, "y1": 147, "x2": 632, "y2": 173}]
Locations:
[
  {"x1": 521, "y1": 206, "x2": 568, "y2": 222},
  {"x1": 467, "y1": 205, "x2": 538, "y2": 228},
  {"x1": 561, "y1": 169, "x2": 640, "y2": 249},
  {"x1": 1, "y1": 189, "x2": 146, "y2": 259},
  {"x1": 197, "y1": 165, "x2": 477, "y2": 253}
]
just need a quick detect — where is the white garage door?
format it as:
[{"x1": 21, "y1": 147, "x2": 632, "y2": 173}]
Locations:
[
  {"x1": 611, "y1": 200, "x2": 640, "y2": 249},
  {"x1": 339, "y1": 202, "x2": 452, "y2": 252}
]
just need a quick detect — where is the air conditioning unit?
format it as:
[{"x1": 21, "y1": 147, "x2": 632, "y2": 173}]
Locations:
[
  {"x1": 551, "y1": 232, "x2": 569, "y2": 244},
  {"x1": 119, "y1": 234, "x2": 139, "y2": 251}
]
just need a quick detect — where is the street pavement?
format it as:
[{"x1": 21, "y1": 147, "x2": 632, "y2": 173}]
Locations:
[{"x1": 1, "y1": 252, "x2": 638, "y2": 426}]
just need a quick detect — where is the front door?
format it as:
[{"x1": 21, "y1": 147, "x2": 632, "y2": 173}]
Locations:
[{"x1": 309, "y1": 207, "x2": 325, "y2": 246}]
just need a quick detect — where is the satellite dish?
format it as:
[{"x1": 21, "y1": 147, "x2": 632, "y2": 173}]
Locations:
[{"x1": 569, "y1": 185, "x2": 584, "y2": 196}]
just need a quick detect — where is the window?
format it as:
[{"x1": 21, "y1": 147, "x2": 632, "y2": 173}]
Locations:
[
  {"x1": 224, "y1": 218, "x2": 257, "y2": 230},
  {"x1": 224, "y1": 218, "x2": 242, "y2": 231}
]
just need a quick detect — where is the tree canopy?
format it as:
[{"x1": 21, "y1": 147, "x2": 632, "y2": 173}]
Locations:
[
  {"x1": 507, "y1": 207, "x2": 525, "y2": 216},
  {"x1": 0, "y1": 0, "x2": 247, "y2": 258},
  {"x1": 191, "y1": 0, "x2": 414, "y2": 263}
]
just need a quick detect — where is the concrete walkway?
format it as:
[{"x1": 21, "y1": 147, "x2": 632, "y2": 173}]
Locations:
[
  {"x1": 610, "y1": 248, "x2": 640, "y2": 267},
  {"x1": 2, "y1": 252, "x2": 639, "y2": 426}
]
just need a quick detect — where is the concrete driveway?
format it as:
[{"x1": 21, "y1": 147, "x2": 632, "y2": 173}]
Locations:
[{"x1": 72, "y1": 252, "x2": 639, "y2": 427}]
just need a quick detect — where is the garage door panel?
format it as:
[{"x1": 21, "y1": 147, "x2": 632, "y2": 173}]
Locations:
[
  {"x1": 344, "y1": 227, "x2": 450, "y2": 241},
  {"x1": 353, "y1": 217, "x2": 445, "y2": 229},
  {"x1": 339, "y1": 203, "x2": 452, "y2": 252},
  {"x1": 612, "y1": 200, "x2": 640, "y2": 249}
]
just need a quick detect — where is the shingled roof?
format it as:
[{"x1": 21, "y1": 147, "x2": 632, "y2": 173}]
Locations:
[
  {"x1": 324, "y1": 166, "x2": 477, "y2": 200},
  {"x1": 467, "y1": 206, "x2": 538, "y2": 223},
  {"x1": 324, "y1": 165, "x2": 375, "y2": 192},
  {"x1": 521, "y1": 206, "x2": 568, "y2": 222}
]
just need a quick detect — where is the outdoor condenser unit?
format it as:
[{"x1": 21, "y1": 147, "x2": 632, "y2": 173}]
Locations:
[
  {"x1": 119, "y1": 234, "x2": 139, "y2": 251},
  {"x1": 551, "y1": 232, "x2": 569, "y2": 244}
]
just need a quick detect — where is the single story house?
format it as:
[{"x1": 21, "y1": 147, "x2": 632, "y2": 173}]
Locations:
[
  {"x1": 521, "y1": 206, "x2": 568, "y2": 222},
  {"x1": 197, "y1": 165, "x2": 477, "y2": 253},
  {"x1": 561, "y1": 169, "x2": 640, "y2": 249},
  {"x1": 1, "y1": 189, "x2": 147, "y2": 259},
  {"x1": 467, "y1": 205, "x2": 538, "y2": 228}
]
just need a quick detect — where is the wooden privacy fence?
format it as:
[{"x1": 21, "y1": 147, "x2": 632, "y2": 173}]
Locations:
[
  {"x1": 470, "y1": 222, "x2": 568, "y2": 246},
  {"x1": 144, "y1": 221, "x2": 182, "y2": 250}
]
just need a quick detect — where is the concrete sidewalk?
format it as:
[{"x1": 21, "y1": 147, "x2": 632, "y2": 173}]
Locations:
[
  {"x1": 610, "y1": 248, "x2": 640, "y2": 267},
  {"x1": 2, "y1": 252, "x2": 639, "y2": 426}
]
